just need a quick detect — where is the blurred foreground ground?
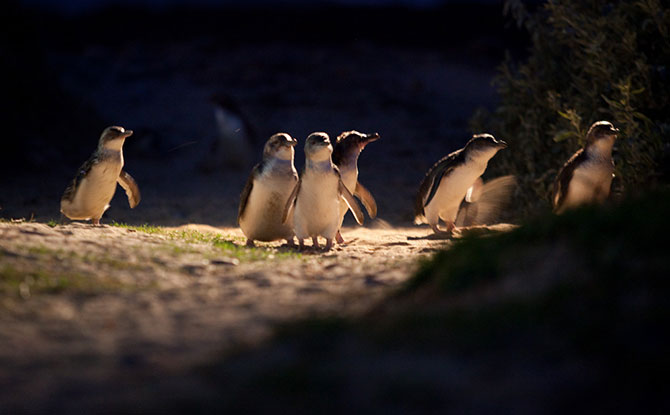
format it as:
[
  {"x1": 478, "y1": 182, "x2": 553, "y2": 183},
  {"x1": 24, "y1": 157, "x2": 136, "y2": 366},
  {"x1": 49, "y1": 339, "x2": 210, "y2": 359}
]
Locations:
[{"x1": 0, "y1": 221, "x2": 467, "y2": 412}]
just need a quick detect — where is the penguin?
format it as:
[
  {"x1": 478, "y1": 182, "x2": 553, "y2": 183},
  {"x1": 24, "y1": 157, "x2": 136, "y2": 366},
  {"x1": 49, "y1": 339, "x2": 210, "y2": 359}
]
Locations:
[
  {"x1": 238, "y1": 133, "x2": 299, "y2": 247},
  {"x1": 332, "y1": 130, "x2": 380, "y2": 244},
  {"x1": 61, "y1": 126, "x2": 140, "y2": 225},
  {"x1": 552, "y1": 121, "x2": 619, "y2": 214},
  {"x1": 203, "y1": 93, "x2": 257, "y2": 171},
  {"x1": 414, "y1": 134, "x2": 507, "y2": 234},
  {"x1": 283, "y1": 132, "x2": 364, "y2": 250}
]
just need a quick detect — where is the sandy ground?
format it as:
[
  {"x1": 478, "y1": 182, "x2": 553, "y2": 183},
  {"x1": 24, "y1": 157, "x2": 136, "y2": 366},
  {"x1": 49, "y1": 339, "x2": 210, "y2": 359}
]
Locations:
[{"x1": 1, "y1": 221, "x2": 505, "y2": 410}]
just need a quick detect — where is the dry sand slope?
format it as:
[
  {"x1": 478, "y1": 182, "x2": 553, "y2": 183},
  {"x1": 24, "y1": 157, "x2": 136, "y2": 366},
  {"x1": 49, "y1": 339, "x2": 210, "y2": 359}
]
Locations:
[
  {"x1": 0, "y1": 224, "x2": 447, "y2": 365},
  {"x1": 0, "y1": 221, "x2": 514, "y2": 410}
]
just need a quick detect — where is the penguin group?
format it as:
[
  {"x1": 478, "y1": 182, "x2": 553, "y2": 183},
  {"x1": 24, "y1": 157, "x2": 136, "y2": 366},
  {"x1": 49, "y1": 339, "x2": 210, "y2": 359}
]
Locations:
[{"x1": 60, "y1": 120, "x2": 619, "y2": 250}]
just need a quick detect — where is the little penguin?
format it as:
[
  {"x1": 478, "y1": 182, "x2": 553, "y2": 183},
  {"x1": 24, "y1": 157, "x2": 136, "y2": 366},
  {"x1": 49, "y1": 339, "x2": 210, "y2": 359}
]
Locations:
[
  {"x1": 332, "y1": 130, "x2": 380, "y2": 244},
  {"x1": 61, "y1": 126, "x2": 140, "y2": 225},
  {"x1": 283, "y1": 132, "x2": 364, "y2": 250},
  {"x1": 203, "y1": 93, "x2": 257, "y2": 171},
  {"x1": 238, "y1": 133, "x2": 299, "y2": 247},
  {"x1": 414, "y1": 133, "x2": 507, "y2": 234},
  {"x1": 552, "y1": 121, "x2": 619, "y2": 214}
]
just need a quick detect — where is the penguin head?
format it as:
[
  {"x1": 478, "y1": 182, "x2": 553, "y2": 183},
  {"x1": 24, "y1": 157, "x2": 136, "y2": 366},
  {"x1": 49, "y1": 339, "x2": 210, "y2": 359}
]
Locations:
[
  {"x1": 305, "y1": 132, "x2": 333, "y2": 161},
  {"x1": 335, "y1": 131, "x2": 380, "y2": 151},
  {"x1": 99, "y1": 126, "x2": 133, "y2": 150},
  {"x1": 586, "y1": 121, "x2": 619, "y2": 147},
  {"x1": 264, "y1": 133, "x2": 297, "y2": 161},
  {"x1": 465, "y1": 133, "x2": 507, "y2": 160},
  {"x1": 332, "y1": 131, "x2": 380, "y2": 165}
]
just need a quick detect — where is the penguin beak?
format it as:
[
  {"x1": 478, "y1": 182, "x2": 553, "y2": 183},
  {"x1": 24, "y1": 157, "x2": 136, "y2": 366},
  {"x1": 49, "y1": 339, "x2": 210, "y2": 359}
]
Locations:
[
  {"x1": 122, "y1": 130, "x2": 133, "y2": 138},
  {"x1": 498, "y1": 140, "x2": 507, "y2": 149},
  {"x1": 611, "y1": 127, "x2": 620, "y2": 135},
  {"x1": 364, "y1": 132, "x2": 380, "y2": 143},
  {"x1": 360, "y1": 132, "x2": 380, "y2": 148},
  {"x1": 286, "y1": 138, "x2": 297, "y2": 147}
]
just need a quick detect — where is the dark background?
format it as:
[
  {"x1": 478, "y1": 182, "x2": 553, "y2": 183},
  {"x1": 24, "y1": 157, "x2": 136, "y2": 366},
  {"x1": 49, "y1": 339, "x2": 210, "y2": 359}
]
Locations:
[{"x1": 1, "y1": 0, "x2": 530, "y2": 226}]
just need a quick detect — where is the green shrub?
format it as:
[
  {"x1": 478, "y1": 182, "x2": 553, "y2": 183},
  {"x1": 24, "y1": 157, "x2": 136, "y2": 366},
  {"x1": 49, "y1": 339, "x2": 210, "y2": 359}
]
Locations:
[{"x1": 472, "y1": 0, "x2": 670, "y2": 215}]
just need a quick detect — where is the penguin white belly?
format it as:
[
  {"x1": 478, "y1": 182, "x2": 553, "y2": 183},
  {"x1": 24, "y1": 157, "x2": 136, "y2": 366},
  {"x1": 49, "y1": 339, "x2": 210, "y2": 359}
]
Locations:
[
  {"x1": 425, "y1": 163, "x2": 485, "y2": 224},
  {"x1": 564, "y1": 162, "x2": 613, "y2": 208},
  {"x1": 240, "y1": 178, "x2": 295, "y2": 241},
  {"x1": 63, "y1": 162, "x2": 122, "y2": 220},
  {"x1": 294, "y1": 172, "x2": 340, "y2": 239}
]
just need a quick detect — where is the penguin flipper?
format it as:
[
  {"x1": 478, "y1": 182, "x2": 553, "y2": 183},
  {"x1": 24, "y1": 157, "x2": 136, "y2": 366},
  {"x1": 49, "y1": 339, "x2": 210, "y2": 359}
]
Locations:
[
  {"x1": 62, "y1": 155, "x2": 99, "y2": 203},
  {"x1": 553, "y1": 149, "x2": 585, "y2": 212},
  {"x1": 339, "y1": 179, "x2": 364, "y2": 225},
  {"x1": 421, "y1": 149, "x2": 464, "y2": 208},
  {"x1": 424, "y1": 162, "x2": 454, "y2": 208},
  {"x1": 118, "y1": 170, "x2": 141, "y2": 208},
  {"x1": 354, "y1": 181, "x2": 377, "y2": 219},
  {"x1": 282, "y1": 179, "x2": 301, "y2": 224},
  {"x1": 238, "y1": 165, "x2": 259, "y2": 223}
]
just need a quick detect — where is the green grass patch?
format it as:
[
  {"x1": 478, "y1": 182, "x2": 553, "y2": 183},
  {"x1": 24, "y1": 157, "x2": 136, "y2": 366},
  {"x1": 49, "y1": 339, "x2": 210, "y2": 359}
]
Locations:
[
  {"x1": 111, "y1": 222, "x2": 302, "y2": 261},
  {"x1": 0, "y1": 265, "x2": 144, "y2": 298},
  {"x1": 111, "y1": 221, "x2": 164, "y2": 234}
]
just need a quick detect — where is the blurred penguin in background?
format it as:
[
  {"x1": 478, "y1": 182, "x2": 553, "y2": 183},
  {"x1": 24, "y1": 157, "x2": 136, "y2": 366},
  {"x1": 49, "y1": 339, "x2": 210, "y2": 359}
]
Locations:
[{"x1": 201, "y1": 93, "x2": 258, "y2": 172}]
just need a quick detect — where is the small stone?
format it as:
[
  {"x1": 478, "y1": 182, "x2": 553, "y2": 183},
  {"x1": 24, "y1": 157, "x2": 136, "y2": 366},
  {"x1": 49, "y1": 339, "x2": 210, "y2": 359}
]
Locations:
[{"x1": 211, "y1": 258, "x2": 240, "y2": 266}]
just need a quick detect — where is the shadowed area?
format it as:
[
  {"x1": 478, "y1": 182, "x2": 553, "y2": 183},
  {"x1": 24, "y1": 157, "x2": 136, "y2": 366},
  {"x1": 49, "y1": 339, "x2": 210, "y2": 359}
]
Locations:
[{"x1": 0, "y1": 1, "x2": 527, "y2": 227}]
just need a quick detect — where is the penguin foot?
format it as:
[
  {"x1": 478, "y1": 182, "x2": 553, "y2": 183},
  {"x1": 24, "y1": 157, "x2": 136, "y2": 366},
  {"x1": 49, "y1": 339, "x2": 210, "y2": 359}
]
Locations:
[
  {"x1": 324, "y1": 239, "x2": 333, "y2": 251},
  {"x1": 298, "y1": 239, "x2": 305, "y2": 250},
  {"x1": 312, "y1": 236, "x2": 320, "y2": 249},
  {"x1": 430, "y1": 224, "x2": 447, "y2": 234},
  {"x1": 92, "y1": 218, "x2": 101, "y2": 226},
  {"x1": 285, "y1": 238, "x2": 295, "y2": 247},
  {"x1": 245, "y1": 239, "x2": 255, "y2": 247},
  {"x1": 335, "y1": 230, "x2": 344, "y2": 244},
  {"x1": 427, "y1": 224, "x2": 454, "y2": 240}
]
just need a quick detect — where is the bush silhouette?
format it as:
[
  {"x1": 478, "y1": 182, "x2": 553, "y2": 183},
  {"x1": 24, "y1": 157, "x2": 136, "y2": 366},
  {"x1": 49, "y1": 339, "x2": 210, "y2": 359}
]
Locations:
[{"x1": 472, "y1": 0, "x2": 669, "y2": 215}]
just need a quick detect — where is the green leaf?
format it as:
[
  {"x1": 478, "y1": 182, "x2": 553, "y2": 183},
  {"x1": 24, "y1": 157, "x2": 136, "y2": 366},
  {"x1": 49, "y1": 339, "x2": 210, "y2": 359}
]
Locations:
[
  {"x1": 633, "y1": 112, "x2": 653, "y2": 124},
  {"x1": 553, "y1": 130, "x2": 577, "y2": 143},
  {"x1": 557, "y1": 111, "x2": 572, "y2": 120}
]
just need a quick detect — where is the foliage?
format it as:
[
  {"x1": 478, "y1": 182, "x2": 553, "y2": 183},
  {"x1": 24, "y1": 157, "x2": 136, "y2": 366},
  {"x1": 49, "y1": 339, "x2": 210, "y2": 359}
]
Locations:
[{"x1": 472, "y1": 0, "x2": 670, "y2": 214}]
